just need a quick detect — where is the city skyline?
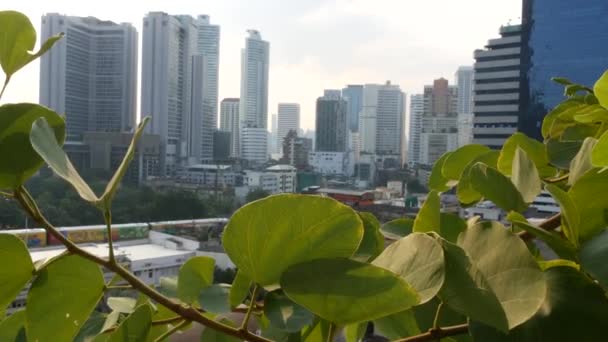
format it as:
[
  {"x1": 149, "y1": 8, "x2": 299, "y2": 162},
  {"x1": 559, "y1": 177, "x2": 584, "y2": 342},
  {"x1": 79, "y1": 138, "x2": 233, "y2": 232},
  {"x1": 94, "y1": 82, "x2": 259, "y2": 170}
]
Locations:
[{"x1": 2, "y1": 0, "x2": 521, "y2": 130}]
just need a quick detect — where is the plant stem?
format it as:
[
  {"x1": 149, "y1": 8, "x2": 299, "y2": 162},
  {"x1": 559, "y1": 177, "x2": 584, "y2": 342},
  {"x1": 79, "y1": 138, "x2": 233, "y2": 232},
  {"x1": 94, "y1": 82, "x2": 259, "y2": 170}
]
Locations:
[
  {"x1": 518, "y1": 212, "x2": 561, "y2": 240},
  {"x1": 392, "y1": 323, "x2": 469, "y2": 342},
  {"x1": 240, "y1": 284, "x2": 260, "y2": 331},
  {"x1": 0, "y1": 191, "x2": 13, "y2": 197},
  {"x1": 0, "y1": 77, "x2": 9, "y2": 101},
  {"x1": 103, "y1": 207, "x2": 115, "y2": 264},
  {"x1": 432, "y1": 302, "x2": 443, "y2": 329},
  {"x1": 327, "y1": 323, "x2": 336, "y2": 342},
  {"x1": 152, "y1": 316, "x2": 184, "y2": 325},
  {"x1": 14, "y1": 186, "x2": 271, "y2": 342},
  {"x1": 544, "y1": 174, "x2": 569, "y2": 183},
  {"x1": 106, "y1": 285, "x2": 133, "y2": 290},
  {"x1": 153, "y1": 319, "x2": 189, "y2": 342}
]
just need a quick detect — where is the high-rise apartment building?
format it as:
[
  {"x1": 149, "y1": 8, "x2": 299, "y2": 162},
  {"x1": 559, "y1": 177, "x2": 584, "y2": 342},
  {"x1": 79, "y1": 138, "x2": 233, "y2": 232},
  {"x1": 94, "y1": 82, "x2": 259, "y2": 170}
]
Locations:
[
  {"x1": 455, "y1": 66, "x2": 474, "y2": 115},
  {"x1": 40, "y1": 14, "x2": 137, "y2": 142},
  {"x1": 315, "y1": 92, "x2": 348, "y2": 152},
  {"x1": 520, "y1": 0, "x2": 608, "y2": 140},
  {"x1": 239, "y1": 30, "x2": 269, "y2": 163},
  {"x1": 220, "y1": 98, "x2": 240, "y2": 158},
  {"x1": 419, "y1": 78, "x2": 459, "y2": 165},
  {"x1": 342, "y1": 85, "x2": 364, "y2": 132},
  {"x1": 141, "y1": 12, "x2": 220, "y2": 175},
  {"x1": 473, "y1": 25, "x2": 522, "y2": 149},
  {"x1": 276, "y1": 103, "x2": 300, "y2": 154},
  {"x1": 407, "y1": 94, "x2": 424, "y2": 166}
]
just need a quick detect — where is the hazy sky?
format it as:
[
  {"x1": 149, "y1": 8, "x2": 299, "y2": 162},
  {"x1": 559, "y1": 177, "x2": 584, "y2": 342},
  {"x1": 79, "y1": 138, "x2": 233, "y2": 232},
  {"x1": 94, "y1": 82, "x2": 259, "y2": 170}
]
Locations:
[{"x1": 2, "y1": 0, "x2": 521, "y2": 130}]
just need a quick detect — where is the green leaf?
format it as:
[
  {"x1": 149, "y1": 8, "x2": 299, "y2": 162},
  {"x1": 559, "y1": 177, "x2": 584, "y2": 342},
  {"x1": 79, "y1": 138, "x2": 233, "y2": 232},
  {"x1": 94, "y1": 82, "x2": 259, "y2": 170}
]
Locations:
[
  {"x1": 569, "y1": 137, "x2": 598, "y2": 185},
  {"x1": 455, "y1": 222, "x2": 546, "y2": 331},
  {"x1": 565, "y1": 84, "x2": 592, "y2": 96},
  {"x1": 281, "y1": 258, "x2": 419, "y2": 325},
  {"x1": 353, "y1": 212, "x2": 384, "y2": 262},
  {"x1": 569, "y1": 168, "x2": 608, "y2": 242},
  {"x1": 0, "y1": 234, "x2": 33, "y2": 310},
  {"x1": 497, "y1": 132, "x2": 555, "y2": 178},
  {"x1": 507, "y1": 212, "x2": 577, "y2": 261},
  {"x1": 413, "y1": 298, "x2": 469, "y2": 341},
  {"x1": 379, "y1": 218, "x2": 413, "y2": 240},
  {"x1": 439, "y1": 213, "x2": 466, "y2": 243},
  {"x1": 100, "y1": 311, "x2": 120, "y2": 334},
  {"x1": 542, "y1": 98, "x2": 585, "y2": 140},
  {"x1": 374, "y1": 310, "x2": 421, "y2": 340},
  {"x1": 572, "y1": 105, "x2": 608, "y2": 124},
  {"x1": 0, "y1": 104, "x2": 65, "y2": 188},
  {"x1": 104, "y1": 304, "x2": 153, "y2": 342},
  {"x1": 177, "y1": 256, "x2": 215, "y2": 304},
  {"x1": 199, "y1": 318, "x2": 240, "y2": 342},
  {"x1": 229, "y1": 270, "x2": 251, "y2": 308},
  {"x1": 343, "y1": 322, "x2": 367, "y2": 342},
  {"x1": 594, "y1": 70, "x2": 608, "y2": 109},
  {"x1": 545, "y1": 184, "x2": 579, "y2": 246},
  {"x1": 592, "y1": 130, "x2": 608, "y2": 168},
  {"x1": 0, "y1": 11, "x2": 63, "y2": 79},
  {"x1": 429, "y1": 152, "x2": 452, "y2": 191},
  {"x1": 469, "y1": 163, "x2": 527, "y2": 213},
  {"x1": 373, "y1": 233, "x2": 444, "y2": 304},
  {"x1": 0, "y1": 310, "x2": 26, "y2": 342},
  {"x1": 511, "y1": 148, "x2": 541, "y2": 203},
  {"x1": 301, "y1": 319, "x2": 331, "y2": 342},
  {"x1": 26, "y1": 255, "x2": 105, "y2": 342},
  {"x1": 74, "y1": 311, "x2": 106, "y2": 342},
  {"x1": 159, "y1": 277, "x2": 178, "y2": 298},
  {"x1": 222, "y1": 194, "x2": 364, "y2": 286},
  {"x1": 30, "y1": 117, "x2": 98, "y2": 203},
  {"x1": 470, "y1": 266, "x2": 608, "y2": 342},
  {"x1": 264, "y1": 290, "x2": 314, "y2": 333},
  {"x1": 442, "y1": 144, "x2": 491, "y2": 181},
  {"x1": 537, "y1": 259, "x2": 580, "y2": 271},
  {"x1": 579, "y1": 230, "x2": 608, "y2": 288},
  {"x1": 413, "y1": 190, "x2": 440, "y2": 233},
  {"x1": 100, "y1": 117, "x2": 150, "y2": 205},
  {"x1": 199, "y1": 284, "x2": 231, "y2": 314},
  {"x1": 456, "y1": 151, "x2": 499, "y2": 206},
  {"x1": 146, "y1": 304, "x2": 177, "y2": 342},
  {"x1": 546, "y1": 138, "x2": 582, "y2": 170},
  {"x1": 107, "y1": 297, "x2": 137, "y2": 314},
  {"x1": 551, "y1": 77, "x2": 574, "y2": 86}
]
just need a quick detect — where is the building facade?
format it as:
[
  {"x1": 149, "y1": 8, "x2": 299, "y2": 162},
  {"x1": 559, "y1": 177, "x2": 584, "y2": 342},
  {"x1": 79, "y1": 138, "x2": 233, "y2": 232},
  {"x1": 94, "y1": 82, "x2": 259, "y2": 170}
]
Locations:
[
  {"x1": 520, "y1": 0, "x2": 608, "y2": 140},
  {"x1": 315, "y1": 92, "x2": 348, "y2": 152},
  {"x1": 342, "y1": 85, "x2": 364, "y2": 132},
  {"x1": 276, "y1": 103, "x2": 300, "y2": 154},
  {"x1": 308, "y1": 151, "x2": 354, "y2": 176},
  {"x1": 239, "y1": 30, "x2": 270, "y2": 163},
  {"x1": 473, "y1": 24, "x2": 522, "y2": 149},
  {"x1": 455, "y1": 66, "x2": 474, "y2": 115},
  {"x1": 280, "y1": 130, "x2": 311, "y2": 169},
  {"x1": 40, "y1": 14, "x2": 137, "y2": 142},
  {"x1": 407, "y1": 94, "x2": 424, "y2": 166},
  {"x1": 219, "y1": 98, "x2": 240, "y2": 158},
  {"x1": 141, "y1": 12, "x2": 220, "y2": 175}
]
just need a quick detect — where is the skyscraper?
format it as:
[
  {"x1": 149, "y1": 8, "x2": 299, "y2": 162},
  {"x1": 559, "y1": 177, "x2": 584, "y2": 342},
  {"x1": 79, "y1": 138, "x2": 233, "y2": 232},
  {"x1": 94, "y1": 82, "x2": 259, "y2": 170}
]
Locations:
[
  {"x1": 220, "y1": 98, "x2": 240, "y2": 158},
  {"x1": 420, "y1": 78, "x2": 459, "y2": 165},
  {"x1": 239, "y1": 30, "x2": 270, "y2": 163},
  {"x1": 342, "y1": 85, "x2": 364, "y2": 132},
  {"x1": 520, "y1": 0, "x2": 608, "y2": 140},
  {"x1": 276, "y1": 103, "x2": 300, "y2": 154},
  {"x1": 141, "y1": 12, "x2": 220, "y2": 175},
  {"x1": 407, "y1": 94, "x2": 424, "y2": 166},
  {"x1": 40, "y1": 14, "x2": 137, "y2": 142},
  {"x1": 455, "y1": 66, "x2": 474, "y2": 115},
  {"x1": 473, "y1": 25, "x2": 522, "y2": 149},
  {"x1": 315, "y1": 92, "x2": 348, "y2": 152}
]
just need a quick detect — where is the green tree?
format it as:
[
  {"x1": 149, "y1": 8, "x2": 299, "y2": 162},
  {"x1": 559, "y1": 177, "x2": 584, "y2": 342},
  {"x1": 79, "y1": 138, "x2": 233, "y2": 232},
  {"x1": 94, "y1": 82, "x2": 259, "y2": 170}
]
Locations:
[{"x1": 246, "y1": 188, "x2": 271, "y2": 203}]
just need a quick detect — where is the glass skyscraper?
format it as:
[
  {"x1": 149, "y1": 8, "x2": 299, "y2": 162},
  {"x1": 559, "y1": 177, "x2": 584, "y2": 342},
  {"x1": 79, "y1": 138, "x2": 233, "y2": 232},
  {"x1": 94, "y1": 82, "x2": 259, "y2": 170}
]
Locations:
[{"x1": 520, "y1": 0, "x2": 608, "y2": 140}]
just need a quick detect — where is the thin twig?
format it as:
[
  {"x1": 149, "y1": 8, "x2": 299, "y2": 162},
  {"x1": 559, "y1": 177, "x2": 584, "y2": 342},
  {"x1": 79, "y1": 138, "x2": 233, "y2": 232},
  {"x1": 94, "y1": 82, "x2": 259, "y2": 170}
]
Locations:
[
  {"x1": 14, "y1": 186, "x2": 271, "y2": 342},
  {"x1": 153, "y1": 319, "x2": 189, "y2": 342},
  {"x1": 392, "y1": 324, "x2": 469, "y2": 342},
  {"x1": 240, "y1": 284, "x2": 260, "y2": 331},
  {"x1": 0, "y1": 77, "x2": 9, "y2": 101},
  {"x1": 518, "y1": 213, "x2": 562, "y2": 240},
  {"x1": 0, "y1": 191, "x2": 13, "y2": 198},
  {"x1": 543, "y1": 174, "x2": 569, "y2": 183},
  {"x1": 106, "y1": 285, "x2": 133, "y2": 290},
  {"x1": 327, "y1": 322, "x2": 336, "y2": 342},
  {"x1": 103, "y1": 208, "x2": 115, "y2": 264},
  {"x1": 432, "y1": 302, "x2": 443, "y2": 330}
]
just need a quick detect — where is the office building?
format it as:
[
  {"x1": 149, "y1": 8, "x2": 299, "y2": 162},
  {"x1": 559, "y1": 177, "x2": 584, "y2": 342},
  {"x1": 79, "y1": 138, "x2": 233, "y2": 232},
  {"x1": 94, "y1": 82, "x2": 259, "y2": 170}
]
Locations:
[
  {"x1": 213, "y1": 131, "x2": 231, "y2": 161},
  {"x1": 219, "y1": 98, "x2": 240, "y2": 158},
  {"x1": 40, "y1": 14, "x2": 137, "y2": 142},
  {"x1": 419, "y1": 78, "x2": 459, "y2": 165},
  {"x1": 342, "y1": 85, "x2": 364, "y2": 132},
  {"x1": 472, "y1": 24, "x2": 522, "y2": 149},
  {"x1": 458, "y1": 113, "x2": 474, "y2": 147},
  {"x1": 455, "y1": 66, "x2": 474, "y2": 115},
  {"x1": 315, "y1": 92, "x2": 348, "y2": 152},
  {"x1": 239, "y1": 30, "x2": 269, "y2": 163},
  {"x1": 141, "y1": 12, "x2": 220, "y2": 175},
  {"x1": 520, "y1": 0, "x2": 608, "y2": 140},
  {"x1": 309, "y1": 151, "x2": 354, "y2": 176},
  {"x1": 280, "y1": 130, "x2": 311, "y2": 170},
  {"x1": 276, "y1": 103, "x2": 300, "y2": 154},
  {"x1": 270, "y1": 113, "x2": 279, "y2": 154},
  {"x1": 407, "y1": 94, "x2": 424, "y2": 166}
]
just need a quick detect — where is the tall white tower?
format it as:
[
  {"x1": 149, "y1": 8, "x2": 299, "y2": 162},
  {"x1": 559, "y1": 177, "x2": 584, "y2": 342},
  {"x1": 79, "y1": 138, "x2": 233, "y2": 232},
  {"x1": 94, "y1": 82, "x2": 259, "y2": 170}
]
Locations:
[{"x1": 277, "y1": 103, "x2": 300, "y2": 154}]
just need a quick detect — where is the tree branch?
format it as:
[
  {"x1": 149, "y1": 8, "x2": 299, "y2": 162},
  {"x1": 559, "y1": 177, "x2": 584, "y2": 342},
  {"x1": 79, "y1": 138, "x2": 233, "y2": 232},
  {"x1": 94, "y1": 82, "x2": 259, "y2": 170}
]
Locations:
[
  {"x1": 518, "y1": 213, "x2": 561, "y2": 240},
  {"x1": 240, "y1": 284, "x2": 260, "y2": 332},
  {"x1": 392, "y1": 324, "x2": 469, "y2": 342},
  {"x1": 14, "y1": 186, "x2": 271, "y2": 342}
]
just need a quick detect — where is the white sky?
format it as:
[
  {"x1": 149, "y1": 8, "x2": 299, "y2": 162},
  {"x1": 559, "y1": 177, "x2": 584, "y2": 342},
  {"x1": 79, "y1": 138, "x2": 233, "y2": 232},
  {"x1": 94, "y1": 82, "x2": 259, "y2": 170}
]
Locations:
[{"x1": 1, "y1": 0, "x2": 522, "y2": 130}]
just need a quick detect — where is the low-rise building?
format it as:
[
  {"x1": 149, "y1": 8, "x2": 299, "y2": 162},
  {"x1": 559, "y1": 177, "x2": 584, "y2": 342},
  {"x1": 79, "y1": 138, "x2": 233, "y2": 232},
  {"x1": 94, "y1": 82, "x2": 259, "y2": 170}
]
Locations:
[
  {"x1": 309, "y1": 151, "x2": 354, "y2": 176},
  {"x1": 179, "y1": 164, "x2": 240, "y2": 188}
]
